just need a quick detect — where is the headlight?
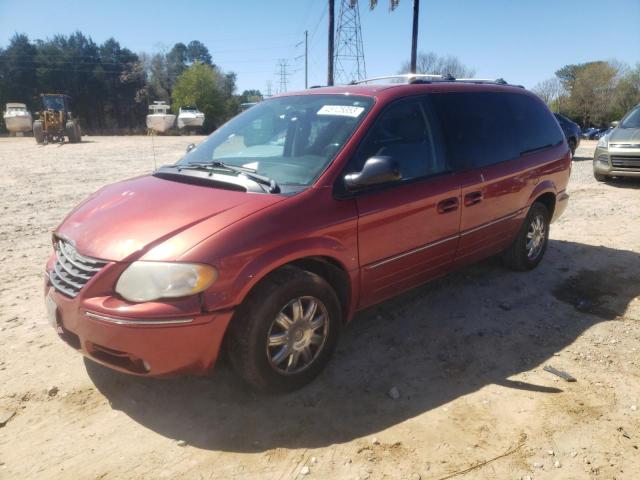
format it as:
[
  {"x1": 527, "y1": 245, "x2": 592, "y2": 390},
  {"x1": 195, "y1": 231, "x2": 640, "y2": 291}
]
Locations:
[
  {"x1": 597, "y1": 135, "x2": 608, "y2": 148},
  {"x1": 115, "y1": 261, "x2": 217, "y2": 302}
]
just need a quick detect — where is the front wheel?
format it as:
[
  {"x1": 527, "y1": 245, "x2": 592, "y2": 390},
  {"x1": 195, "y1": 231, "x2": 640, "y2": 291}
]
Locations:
[
  {"x1": 503, "y1": 202, "x2": 550, "y2": 271},
  {"x1": 227, "y1": 266, "x2": 341, "y2": 392},
  {"x1": 66, "y1": 121, "x2": 79, "y2": 143},
  {"x1": 594, "y1": 172, "x2": 607, "y2": 182}
]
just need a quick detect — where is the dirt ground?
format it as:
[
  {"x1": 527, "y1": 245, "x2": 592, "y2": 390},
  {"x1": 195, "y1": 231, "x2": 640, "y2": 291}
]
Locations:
[{"x1": 0, "y1": 136, "x2": 639, "y2": 480}]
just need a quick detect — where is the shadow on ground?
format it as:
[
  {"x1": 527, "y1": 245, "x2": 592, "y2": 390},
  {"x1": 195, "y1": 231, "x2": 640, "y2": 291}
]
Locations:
[{"x1": 86, "y1": 240, "x2": 640, "y2": 452}]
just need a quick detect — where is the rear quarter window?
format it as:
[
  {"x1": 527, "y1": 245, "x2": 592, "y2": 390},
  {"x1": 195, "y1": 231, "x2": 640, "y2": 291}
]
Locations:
[{"x1": 508, "y1": 93, "x2": 564, "y2": 153}]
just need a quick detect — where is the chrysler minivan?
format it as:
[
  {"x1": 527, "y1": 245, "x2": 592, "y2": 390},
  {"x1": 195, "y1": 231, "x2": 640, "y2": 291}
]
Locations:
[{"x1": 45, "y1": 77, "x2": 571, "y2": 391}]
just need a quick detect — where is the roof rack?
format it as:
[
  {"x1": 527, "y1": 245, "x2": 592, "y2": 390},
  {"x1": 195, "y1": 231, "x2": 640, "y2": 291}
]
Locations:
[
  {"x1": 351, "y1": 74, "x2": 520, "y2": 87},
  {"x1": 351, "y1": 74, "x2": 447, "y2": 84}
]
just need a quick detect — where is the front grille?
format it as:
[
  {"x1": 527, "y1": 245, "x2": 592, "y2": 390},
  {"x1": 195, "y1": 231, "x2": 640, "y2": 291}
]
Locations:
[
  {"x1": 49, "y1": 240, "x2": 107, "y2": 298},
  {"x1": 610, "y1": 155, "x2": 640, "y2": 170}
]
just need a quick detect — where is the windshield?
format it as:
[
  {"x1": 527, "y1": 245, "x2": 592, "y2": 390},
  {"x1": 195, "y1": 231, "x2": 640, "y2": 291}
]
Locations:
[
  {"x1": 178, "y1": 94, "x2": 374, "y2": 187},
  {"x1": 43, "y1": 96, "x2": 65, "y2": 111},
  {"x1": 620, "y1": 106, "x2": 640, "y2": 129}
]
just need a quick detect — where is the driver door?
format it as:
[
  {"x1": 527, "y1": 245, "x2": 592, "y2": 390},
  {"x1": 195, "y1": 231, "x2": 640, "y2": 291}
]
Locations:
[{"x1": 350, "y1": 98, "x2": 463, "y2": 308}]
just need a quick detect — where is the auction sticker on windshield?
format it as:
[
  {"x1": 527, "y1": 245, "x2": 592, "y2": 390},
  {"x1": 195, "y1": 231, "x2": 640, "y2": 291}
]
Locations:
[{"x1": 317, "y1": 105, "x2": 365, "y2": 117}]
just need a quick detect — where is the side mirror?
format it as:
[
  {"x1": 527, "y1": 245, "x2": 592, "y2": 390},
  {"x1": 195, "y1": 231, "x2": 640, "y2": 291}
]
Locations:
[
  {"x1": 344, "y1": 156, "x2": 401, "y2": 191},
  {"x1": 186, "y1": 143, "x2": 196, "y2": 153},
  {"x1": 610, "y1": 121, "x2": 619, "y2": 128}
]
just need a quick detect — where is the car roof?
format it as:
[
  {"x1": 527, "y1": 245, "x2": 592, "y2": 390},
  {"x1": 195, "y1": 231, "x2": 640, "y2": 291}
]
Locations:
[{"x1": 277, "y1": 81, "x2": 532, "y2": 102}]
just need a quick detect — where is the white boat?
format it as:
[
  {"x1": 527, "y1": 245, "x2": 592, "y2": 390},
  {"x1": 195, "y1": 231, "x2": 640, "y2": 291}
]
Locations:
[
  {"x1": 146, "y1": 101, "x2": 176, "y2": 133},
  {"x1": 3, "y1": 103, "x2": 33, "y2": 133},
  {"x1": 177, "y1": 106, "x2": 205, "y2": 130}
]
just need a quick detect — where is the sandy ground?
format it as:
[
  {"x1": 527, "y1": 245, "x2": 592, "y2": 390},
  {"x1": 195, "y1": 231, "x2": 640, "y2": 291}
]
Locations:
[{"x1": 0, "y1": 136, "x2": 639, "y2": 480}]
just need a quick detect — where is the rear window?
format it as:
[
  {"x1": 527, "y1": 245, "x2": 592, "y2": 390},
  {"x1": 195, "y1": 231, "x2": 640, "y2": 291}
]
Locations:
[
  {"x1": 431, "y1": 92, "x2": 564, "y2": 170},
  {"x1": 430, "y1": 92, "x2": 519, "y2": 170}
]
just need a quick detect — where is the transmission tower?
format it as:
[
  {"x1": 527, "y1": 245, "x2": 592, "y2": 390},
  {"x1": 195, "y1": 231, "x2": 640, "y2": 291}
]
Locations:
[
  {"x1": 276, "y1": 59, "x2": 291, "y2": 94},
  {"x1": 334, "y1": 0, "x2": 366, "y2": 84}
]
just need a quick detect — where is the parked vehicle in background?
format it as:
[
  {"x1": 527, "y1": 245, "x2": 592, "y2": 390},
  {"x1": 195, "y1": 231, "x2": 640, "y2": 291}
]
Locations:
[
  {"x1": 177, "y1": 106, "x2": 205, "y2": 131},
  {"x1": 581, "y1": 127, "x2": 600, "y2": 140},
  {"x1": 3, "y1": 103, "x2": 33, "y2": 134},
  {"x1": 146, "y1": 101, "x2": 175, "y2": 133},
  {"x1": 593, "y1": 105, "x2": 640, "y2": 181},
  {"x1": 595, "y1": 126, "x2": 614, "y2": 139},
  {"x1": 33, "y1": 94, "x2": 81, "y2": 144},
  {"x1": 239, "y1": 102, "x2": 257, "y2": 112},
  {"x1": 554, "y1": 113, "x2": 580, "y2": 155},
  {"x1": 44, "y1": 76, "x2": 571, "y2": 392}
]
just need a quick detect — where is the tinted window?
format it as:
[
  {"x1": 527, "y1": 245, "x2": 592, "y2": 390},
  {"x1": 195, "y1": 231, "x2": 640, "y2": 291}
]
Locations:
[
  {"x1": 431, "y1": 92, "x2": 519, "y2": 170},
  {"x1": 508, "y1": 94, "x2": 564, "y2": 153},
  {"x1": 350, "y1": 99, "x2": 446, "y2": 180}
]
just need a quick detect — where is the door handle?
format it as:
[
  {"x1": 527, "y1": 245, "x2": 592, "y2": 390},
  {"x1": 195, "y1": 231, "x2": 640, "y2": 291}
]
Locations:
[
  {"x1": 437, "y1": 197, "x2": 459, "y2": 214},
  {"x1": 464, "y1": 191, "x2": 483, "y2": 206}
]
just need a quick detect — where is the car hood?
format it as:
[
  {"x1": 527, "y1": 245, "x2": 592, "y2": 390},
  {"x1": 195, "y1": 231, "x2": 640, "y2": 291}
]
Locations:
[
  {"x1": 56, "y1": 175, "x2": 286, "y2": 262},
  {"x1": 609, "y1": 128, "x2": 640, "y2": 144}
]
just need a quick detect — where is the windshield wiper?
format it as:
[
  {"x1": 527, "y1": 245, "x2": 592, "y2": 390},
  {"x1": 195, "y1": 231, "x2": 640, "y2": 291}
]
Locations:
[{"x1": 176, "y1": 161, "x2": 281, "y2": 193}]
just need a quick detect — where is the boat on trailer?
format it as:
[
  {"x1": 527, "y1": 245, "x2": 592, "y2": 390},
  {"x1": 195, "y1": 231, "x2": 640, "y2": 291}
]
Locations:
[
  {"x1": 4, "y1": 103, "x2": 33, "y2": 134},
  {"x1": 177, "y1": 106, "x2": 205, "y2": 130},
  {"x1": 146, "y1": 101, "x2": 175, "y2": 133}
]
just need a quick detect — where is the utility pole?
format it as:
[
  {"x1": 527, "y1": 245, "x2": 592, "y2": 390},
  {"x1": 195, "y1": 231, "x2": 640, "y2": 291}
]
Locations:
[
  {"x1": 304, "y1": 30, "x2": 309, "y2": 89},
  {"x1": 277, "y1": 59, "x2": 291, "y2": 93},
  {"x1": 410, "y1": 0, "x2": 420, "y2": 74},
  {"x1": 265, "y1": 80, "x2": 272, "y2": 97},
  {"x1": 327, "y1": 0, "x2": 335, "y2": 86},
  {"x1": 334, "y1": 0, "x2": 367, "y2": 84}
]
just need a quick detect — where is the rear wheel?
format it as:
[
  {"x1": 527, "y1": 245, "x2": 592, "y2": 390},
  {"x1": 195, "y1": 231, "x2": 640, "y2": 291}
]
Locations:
[
  {"x1": 227, "y1": 266, "x2": 341, "y2": 392},
  {"x1": 568, "y1": 138, "x2": 577, "y2": 156},
  {"x1": 33, "y1": 121, "x2": 44, "y2": 144},
  {"x1": 503, "y1": 202, "x2": 550, "y2": 271},
  {"x1": 66, "y1": 121, "x2": 79, "y2": 143}
]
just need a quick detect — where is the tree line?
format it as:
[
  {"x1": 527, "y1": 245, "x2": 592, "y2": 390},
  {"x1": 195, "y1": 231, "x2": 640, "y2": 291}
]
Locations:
[
  {"x1": 0, "y1": 32, "x2": 260, "y2": 134},
  {"x1": 533, "y1": 61, "x2": 640, "y2": 128}
]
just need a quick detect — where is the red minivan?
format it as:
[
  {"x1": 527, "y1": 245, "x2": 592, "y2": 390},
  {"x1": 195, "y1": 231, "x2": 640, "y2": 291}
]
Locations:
[{"x1": 45, "y1": 77, "x2": 570, "y2": 391}]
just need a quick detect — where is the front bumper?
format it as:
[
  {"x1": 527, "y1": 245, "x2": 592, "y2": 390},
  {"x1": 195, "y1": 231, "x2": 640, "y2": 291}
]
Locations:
[
  {"x1": 44, "y1": 281, "x2": 234, "y2": 377},
  {"x1": 594, "y1": 146, "x2": 640, "y2": 178}
]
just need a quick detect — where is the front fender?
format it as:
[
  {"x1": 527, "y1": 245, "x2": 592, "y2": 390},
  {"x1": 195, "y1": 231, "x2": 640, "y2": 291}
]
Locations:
[{"x1": 201, "y1": 236, "x2": 358, "y2": 313}]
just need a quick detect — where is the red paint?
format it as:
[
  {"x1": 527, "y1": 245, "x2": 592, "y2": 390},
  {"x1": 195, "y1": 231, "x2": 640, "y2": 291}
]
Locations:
[{"x1": 45, "y1": 82, "x2": 571, "y2": 377}]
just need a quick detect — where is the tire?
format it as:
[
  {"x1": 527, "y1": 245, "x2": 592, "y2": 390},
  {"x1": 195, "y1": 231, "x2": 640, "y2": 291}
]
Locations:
[
  {"x1": 33, "y1": 121, "x2": 44, "y2": 144},
  {"x1": 568, "y1": 138, "x2": 576, "y2": 156},
  {"x1": 503, "y1": 202, "x2": 550, "y2": 271},
  {"x1": 75, "y1": 123, "x2": 82, "y2": 142},
  {"x1": 227, "y1": 266, "x2": 342, "y2": 392},
  {"x1": 66, "y1": 121, "x2": 78, "y2": 143},
  {"x1": 594, "y1": 172, "x2": 607, "y2": 182}
]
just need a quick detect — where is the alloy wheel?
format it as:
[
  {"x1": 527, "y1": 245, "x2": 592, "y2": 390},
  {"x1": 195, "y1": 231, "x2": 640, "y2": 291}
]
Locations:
[
  {"x1": 526, "y1": 214, "x2": 546, "y2": 260},
  {"x1": 266, "y1": 296, "x2": 329, "y2": 374}
]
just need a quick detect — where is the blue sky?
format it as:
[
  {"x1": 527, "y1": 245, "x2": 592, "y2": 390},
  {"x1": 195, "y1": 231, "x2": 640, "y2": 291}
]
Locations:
[{"x1": 1, "y1": 0, "x2": 639, "y2": 94}]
